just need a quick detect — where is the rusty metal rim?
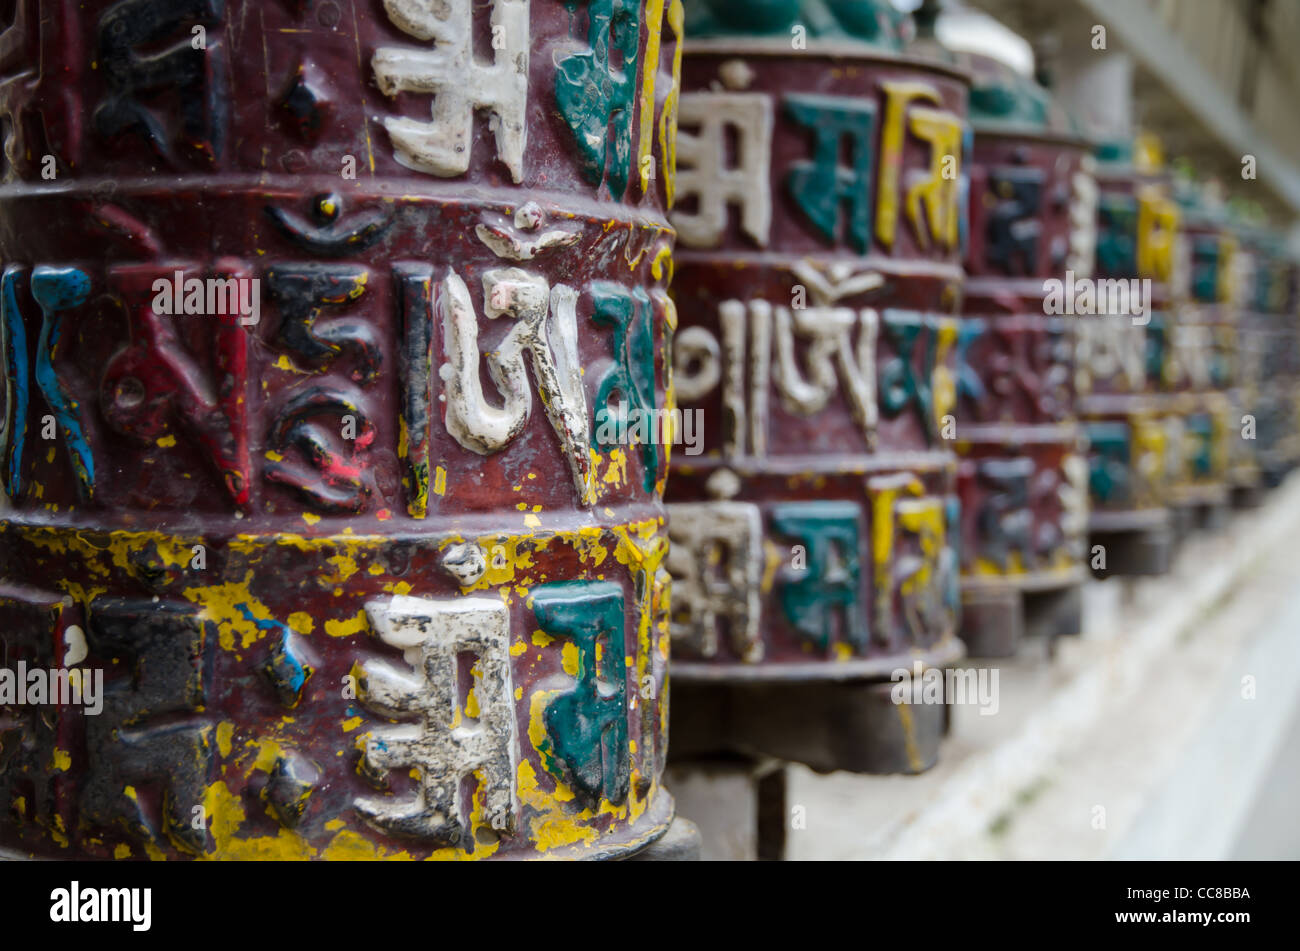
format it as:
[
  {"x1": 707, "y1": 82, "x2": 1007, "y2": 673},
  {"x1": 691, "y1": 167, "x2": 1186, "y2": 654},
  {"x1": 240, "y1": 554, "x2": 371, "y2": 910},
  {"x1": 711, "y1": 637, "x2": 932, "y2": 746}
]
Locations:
[
  {"x1": 0, "y1": 793, "x2": 678, "y2": 862},
  {"x1": 961, "y1": 567, "x2": 1087, "y2": 594},
  {"x1": 1077, "y1": 394, "x2": 1172, "y2": 414},
  {"x1": 1170, "y1": 485, "x2": 1232, "y2": 506},
  {"x1": 971, "y1": 123, "x2": 1092, "y2": 150},
  {"x1": 962, "y1": 276, "x2": 1175, "y2": 302},
  {"x1": 1088, "y1": 508, "x2": 1172, "y2": 533},
  {"x1": 672, "y1": 449, "x2": 957, "y2": 478},
  {"x1": 682, "y1": 38, "x2": 974, "y2": 84},
  {"x1": 954, "y1": 423, "x2": 1081, "y2": 443},
  {"x1": 0, "y1": 503, "x2": 669, "y2": 538},
  {"x1": 672, "y1": 250, "x2": 965, "y2": 283},
  {"x1": 0, "y1": 181, "x2": 676, "y2": 234},
  {"x1": 531, "y1": 791, "x2": 676, "y2": 862},
  {"x1": 670, "y1": 637, "x2": 965, "y2": 683},
  {"x1": 1094, "y1": 166, "x2": 1174, "y2": 187}
]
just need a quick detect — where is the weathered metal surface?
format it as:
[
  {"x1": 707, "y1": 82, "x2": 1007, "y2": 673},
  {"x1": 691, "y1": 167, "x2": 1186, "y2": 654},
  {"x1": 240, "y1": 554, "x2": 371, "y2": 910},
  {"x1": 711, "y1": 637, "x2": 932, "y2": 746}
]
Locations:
[
  {"x1": 663, "y1": 1, "x2": 966, "y2": 773},
  {"x1": 0, "y1": 0, "x2": 682, "y2": 859},
  {"x1": 951, "y1": 56, "x2": 1090, "y2": 656},
  {"x1": 1224, "y1": 210, "x2": 1265, "y2": 509},
  {"x1": 1079, "y1": 138, "x2": 1178, "y2": 577},
  {"x1": 1236, "y1": 225, "x2": 1300, "y2": 490},
  {"x1": 1166, "y1": 173, "x2": 1236, "y2": 530}
]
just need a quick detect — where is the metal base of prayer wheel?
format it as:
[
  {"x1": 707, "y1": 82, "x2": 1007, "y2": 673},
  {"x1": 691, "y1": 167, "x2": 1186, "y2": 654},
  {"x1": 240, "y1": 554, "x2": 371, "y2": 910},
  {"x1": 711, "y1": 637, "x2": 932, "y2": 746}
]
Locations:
[
  {"x1": 669, "y1": 677, "x2": 951, "y2": 776},
  {"x1": 1089, "y1": 516, "x2": 1176, "y2": 579}
]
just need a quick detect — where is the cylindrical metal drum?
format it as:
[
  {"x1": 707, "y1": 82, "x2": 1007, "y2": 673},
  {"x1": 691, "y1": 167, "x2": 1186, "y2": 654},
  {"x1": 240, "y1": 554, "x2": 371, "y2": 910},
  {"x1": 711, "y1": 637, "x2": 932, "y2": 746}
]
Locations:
[
  {"x1": 665, "y1": 0, "x2": 968, "y2": 774},
  {"x1": 953, "y1": 56, "x2": 1091, "y2": 656},
  {"x1": 1225, "y1": 208, "x2": 1267, "y2": 509},
  {"x1": 0, "y1": 0, "x2": 681, "y2": 860},
  {"x1": 1279, "y1": 251, "x2": 1300, "y2": 480},
  {"x1": 1243, "y1": 228, "x2": 1300, "y2": 487},
  {"x1": 1079, "y1": 138, "x2": 1177, "y2": 577},
  {"x1": 1166, "y1": 173, "x2": 1236, "y2": 536}
]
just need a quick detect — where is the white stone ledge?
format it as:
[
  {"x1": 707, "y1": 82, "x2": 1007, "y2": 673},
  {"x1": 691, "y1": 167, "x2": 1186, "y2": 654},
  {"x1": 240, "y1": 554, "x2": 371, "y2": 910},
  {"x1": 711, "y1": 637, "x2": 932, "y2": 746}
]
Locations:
[{"x1": 785, "y1": 472, "x2": 1300, "y2": 860}]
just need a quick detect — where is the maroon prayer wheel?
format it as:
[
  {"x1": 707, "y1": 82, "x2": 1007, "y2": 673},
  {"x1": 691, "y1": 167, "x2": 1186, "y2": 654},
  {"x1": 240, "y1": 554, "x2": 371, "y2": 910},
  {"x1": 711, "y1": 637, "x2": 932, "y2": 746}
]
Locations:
[
  {"x1": 952, "y1": 56, "x2": 1090, "y2": 657},
  {"x1": 1224, "y1": 210, "x2": 1267, "y2": 509},
  {"x1": 1165, "y1": 173, "x2": 1236, "y2": 537},
  {"x1": 0, "y1": 0, "x2": 683, "y2": 860},
  {"x1": 1078, "y1": 138, "x2": 1179, "y2": 577},
  {"x1": 665, "y1": 1, "x2": 968, "y2": 774},
  {"x1": 1245, "y1": 230, "x2": 1300, "y2": 487}
]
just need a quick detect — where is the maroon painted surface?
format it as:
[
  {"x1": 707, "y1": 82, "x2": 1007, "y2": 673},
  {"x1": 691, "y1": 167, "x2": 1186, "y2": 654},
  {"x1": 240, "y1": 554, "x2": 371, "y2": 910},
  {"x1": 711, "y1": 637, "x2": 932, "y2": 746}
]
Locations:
[
  {"x1": 957, "y1": 127, "x2": 1089, "y2": 594},
  {"x1": 0, "y1": 0, "x2": 680, "y2": 860},
  {"x1": 665, "y1": 42, "x2": 968, "y2": 678}
]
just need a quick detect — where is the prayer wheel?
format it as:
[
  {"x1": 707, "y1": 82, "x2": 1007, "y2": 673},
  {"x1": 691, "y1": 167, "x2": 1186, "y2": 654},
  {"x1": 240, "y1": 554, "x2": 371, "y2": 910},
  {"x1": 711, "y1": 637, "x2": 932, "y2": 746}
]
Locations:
[
  {"x1": 1237, "y1": 225, "x2": 1300, "y2": 489},
  {"x1": 952, "y1": 56, "x2": 1091, "y2": 656},
  {"x1": 665, "y1": 0, "x2": 968, "y2": 774},
  {"x1": 1079, "y1": 138, "x2": 1178, "y2": 577},
  {"x1": 0, "y1": 0, "x2": 683, "y2": 860},
  {"x1": 1166, "y1": 173, "x2": 1236, "y2": 536}
]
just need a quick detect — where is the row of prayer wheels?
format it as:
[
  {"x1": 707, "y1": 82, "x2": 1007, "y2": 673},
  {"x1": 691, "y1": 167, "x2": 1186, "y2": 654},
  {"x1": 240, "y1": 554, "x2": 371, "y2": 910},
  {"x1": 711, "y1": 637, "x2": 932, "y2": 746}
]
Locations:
[{"x1": 0, "y1": 0, "x2": 1295, "y2": 859}]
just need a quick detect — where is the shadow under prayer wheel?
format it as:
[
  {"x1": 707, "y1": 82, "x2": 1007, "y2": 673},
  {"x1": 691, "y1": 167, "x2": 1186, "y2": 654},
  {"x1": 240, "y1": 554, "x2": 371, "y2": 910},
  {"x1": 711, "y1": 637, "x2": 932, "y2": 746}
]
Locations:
[
  {"x1": 951, "y1": 57, "x2": 1091, "y2": 657},
  {"x1": 664, "y1": 0, "x2": 967, "y2": 775},
  {"x1": 0, "y1": 0, "x2": 684, "y2": 860},
  {"x1": 1078, "y1": 139, "x2": 1178, "y2": 578}
]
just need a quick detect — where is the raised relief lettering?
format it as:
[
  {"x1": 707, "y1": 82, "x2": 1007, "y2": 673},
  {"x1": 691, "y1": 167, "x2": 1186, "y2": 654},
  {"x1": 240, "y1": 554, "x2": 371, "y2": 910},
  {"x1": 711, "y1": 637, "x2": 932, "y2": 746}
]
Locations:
[
  {"x1": 355, "y1": 596, "x2": 519, "y2": 848},
  {"x1": 373, "y1": 0, "x2": 529, "y2": 181},
  {"x1": 673, "y1": 92, "x2": 773, "y2": 248}
]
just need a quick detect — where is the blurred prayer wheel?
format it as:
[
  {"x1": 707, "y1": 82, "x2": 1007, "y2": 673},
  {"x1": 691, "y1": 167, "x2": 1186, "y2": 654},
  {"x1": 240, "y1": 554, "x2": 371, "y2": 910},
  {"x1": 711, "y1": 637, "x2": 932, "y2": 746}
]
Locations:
[
  {"x1": 1224, "y1": 208, "x2": 1267, "y2": 509},
  {"x1": 1235, "y1": 224, "x2": 1300, "y2": 490},
  {"x1": 1165, "y1": 172, "x2": 1236, "y2": 537},
  {"x1": 0, "y1": 0, "x2": 683, "y2": 860},
  {"x1": 665, "y1": 0, "x2": 967, "y2": 774},
  {"x1": 1078, "y1": 138, "x2": 1178, "y2": 577},
  {"x1": 952, "y1": 57, "x2": 1091, "y2": 657}
]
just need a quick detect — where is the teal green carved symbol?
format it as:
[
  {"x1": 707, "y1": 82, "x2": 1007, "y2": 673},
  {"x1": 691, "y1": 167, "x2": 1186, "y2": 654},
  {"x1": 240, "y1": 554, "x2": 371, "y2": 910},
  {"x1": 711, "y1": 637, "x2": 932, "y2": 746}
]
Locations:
[
  {"x1": 1209, "y1": 343, "x2": 1231, "y2": 389},
  {"x1": 943, "y1": 496, "x2": 962, "y2": 623},
  {"x1": 784, "y1": 94, "x2": 876, "y2": 253},
  {"x1": 1192, "y1": 235, "x2": 1221, "y2": 305},
  {"x1": 1145, "y1": 313, "x2": 1167, "y2": 385},
  {"x1": 880, "y1": 311, "x2": 939, "y2": 442},
  {"x1": 591, "y1": 282, "x2": 659, "y2": 492},
  {"x1": 533, "y1": 581, "x2": 629, "y2": 808},
  {"x1": 1187, "y1": 414, "x2": 1214, "y2": 478},
  {"x1": 33, "y1": 267, "x2": 94, "y2": 502},
  {"x1": 555, "y1": 0, "x2": 641, "y2": 200},
  {"x1": 771, "y1": 501, "x2": 866, "y2": 652},
  {"x1": 955, "y1": 319, "x2": 986, "y2": 413},
  {"x1": 1094, "y1": 140, "x2": 1133, "y2": 166},
  {"x1": 1096, "y1": 194, "x2": 1137, "y2": 278},
  {"x1": 1087, "y1": 422, "x2": 1131, "y2": 505}
]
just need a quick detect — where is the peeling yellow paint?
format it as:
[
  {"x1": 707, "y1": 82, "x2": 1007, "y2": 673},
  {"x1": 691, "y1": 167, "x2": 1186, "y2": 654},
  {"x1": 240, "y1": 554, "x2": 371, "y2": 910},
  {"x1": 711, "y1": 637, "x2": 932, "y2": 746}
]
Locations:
[
  {"x1": 324, "y1": 610, "x2": 367, "y2": 639},
  {"x1": 216, "y1": 722, "x2": 234, "y2": 758},
  {"x1": 560, "y1": 641, "x2": 581, "y2": 677}
]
